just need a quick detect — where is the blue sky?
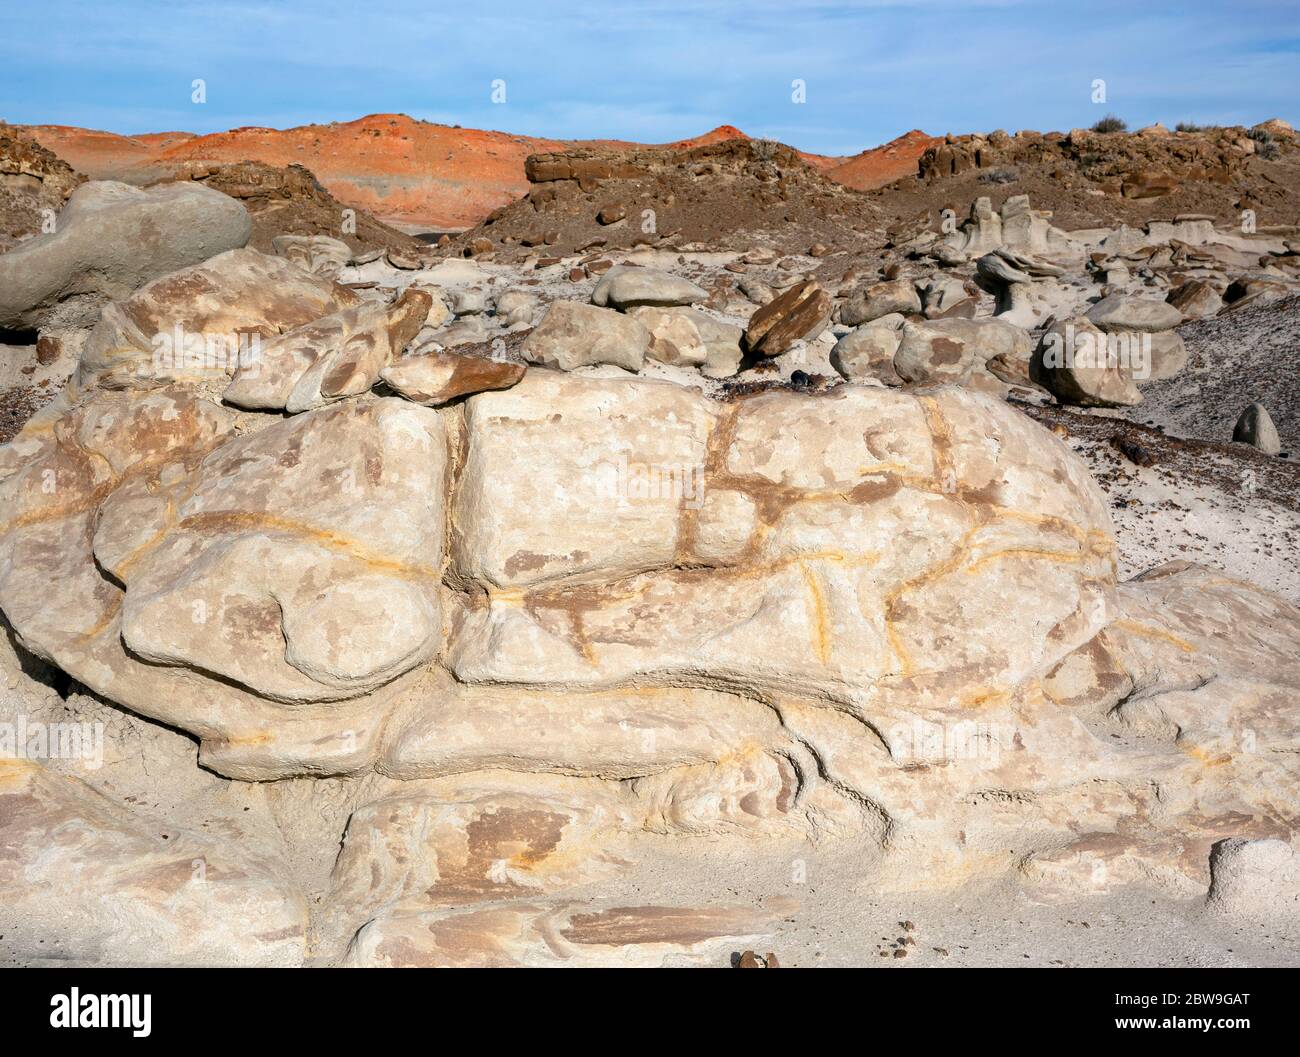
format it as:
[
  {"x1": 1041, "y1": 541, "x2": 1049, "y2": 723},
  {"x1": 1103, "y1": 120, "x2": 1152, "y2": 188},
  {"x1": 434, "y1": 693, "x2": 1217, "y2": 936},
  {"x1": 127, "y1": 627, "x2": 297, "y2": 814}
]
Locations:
[{"x1": 2, "y1": 0, "x2": 1297, "y2": 155}]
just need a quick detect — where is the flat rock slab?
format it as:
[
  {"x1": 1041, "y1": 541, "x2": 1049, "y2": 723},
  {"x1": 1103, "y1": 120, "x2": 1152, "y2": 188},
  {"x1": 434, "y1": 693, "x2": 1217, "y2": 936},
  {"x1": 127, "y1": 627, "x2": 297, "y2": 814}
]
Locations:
[
  {"x1": 1086, "y1": 293, "x2": 1183, "y2": 333},
  {"x1": 591, "y1": 266, "x2": 707, "y2": 309}
]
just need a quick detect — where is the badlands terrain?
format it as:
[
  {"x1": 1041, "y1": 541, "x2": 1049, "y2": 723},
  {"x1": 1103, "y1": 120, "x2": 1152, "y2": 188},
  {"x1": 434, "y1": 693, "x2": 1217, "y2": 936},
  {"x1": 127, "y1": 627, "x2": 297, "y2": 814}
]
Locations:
[
  {"x1": 0, "y1": 114, "x2": 1298, "y2": 967},
  {"x1": 16, "y1": 114, "x2": 935, "y2": 233}
]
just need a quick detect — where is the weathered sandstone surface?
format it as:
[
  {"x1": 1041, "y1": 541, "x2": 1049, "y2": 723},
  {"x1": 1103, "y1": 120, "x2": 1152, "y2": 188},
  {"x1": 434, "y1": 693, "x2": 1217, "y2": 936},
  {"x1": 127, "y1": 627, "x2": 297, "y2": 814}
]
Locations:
[
  {"x1": 2, "y1": 146, "x2": 1298, "y2": 968},
  {"x1": 3, "y1": 257, "x2": 1297, "y2": 965}
]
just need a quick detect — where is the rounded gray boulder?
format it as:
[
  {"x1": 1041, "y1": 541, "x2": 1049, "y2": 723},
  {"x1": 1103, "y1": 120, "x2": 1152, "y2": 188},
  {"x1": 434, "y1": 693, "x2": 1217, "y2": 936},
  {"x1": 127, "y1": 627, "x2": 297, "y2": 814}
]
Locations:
[
  {"x1": 0, "y1": 179, "x2": 252, "y2": 330},
  {"x1": 1233, "y1": 402, "x2": 1282, "y2": 455}
]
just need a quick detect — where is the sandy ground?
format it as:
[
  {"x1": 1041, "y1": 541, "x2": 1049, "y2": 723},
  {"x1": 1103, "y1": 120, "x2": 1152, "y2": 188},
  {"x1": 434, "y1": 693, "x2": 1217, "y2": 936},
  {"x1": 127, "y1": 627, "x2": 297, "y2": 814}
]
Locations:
[
  {"x1": 1139, "y1": 296, "x2": 1299, "y2": 453},
  {"x1": 1023, "y1": 407, "x2": 1300, "y2": 604},
  {"x1": 577, "y1": 844, "x2": 1300, "y2": 968}
]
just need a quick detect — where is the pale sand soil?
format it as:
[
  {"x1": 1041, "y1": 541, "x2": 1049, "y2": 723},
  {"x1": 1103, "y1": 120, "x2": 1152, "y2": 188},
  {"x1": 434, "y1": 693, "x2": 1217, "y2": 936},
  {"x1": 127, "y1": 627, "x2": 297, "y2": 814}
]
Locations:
[
  {"x1": 1024, "y1": 406, "x2": 1300, "y2": 605},
  {"x1": 582, "y1": 846, "x2": 1300, "y2": 968},
  {"x1": 1139, "y1": 296, "x2": 1300, "y2": 452}
]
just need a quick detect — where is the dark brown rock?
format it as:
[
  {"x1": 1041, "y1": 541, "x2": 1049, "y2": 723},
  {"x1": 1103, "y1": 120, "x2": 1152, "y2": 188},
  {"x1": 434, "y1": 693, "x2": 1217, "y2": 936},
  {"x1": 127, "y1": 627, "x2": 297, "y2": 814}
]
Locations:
[{"x1": 744, "y1": 280, "x2": 833, "y2": 357}]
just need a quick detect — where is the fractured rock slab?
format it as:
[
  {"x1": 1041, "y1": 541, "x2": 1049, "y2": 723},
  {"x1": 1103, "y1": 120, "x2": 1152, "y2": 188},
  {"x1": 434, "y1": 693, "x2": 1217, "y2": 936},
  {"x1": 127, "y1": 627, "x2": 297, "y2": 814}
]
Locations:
[
  {"x1": 77, "y1": 247, "x2": 359, "y2": 392},
  {"x1": 224, "y1": 288, "x2": 431, "y2": 411},
  {"x1": 744, "y1": 280, "x2": 832, "y2": 356},
  {"x1": 381, "y1": 350, "x2": 525, "y2": 405},
  {"x1": 447, "y1": 372, "x2": 1115, "y2": 706},
  {"x1": 271, "y1": 234, "x2": 351, "y2": 279},
  {"x1": 0, "y1": 392, "x2": 448, "y2": 778}
]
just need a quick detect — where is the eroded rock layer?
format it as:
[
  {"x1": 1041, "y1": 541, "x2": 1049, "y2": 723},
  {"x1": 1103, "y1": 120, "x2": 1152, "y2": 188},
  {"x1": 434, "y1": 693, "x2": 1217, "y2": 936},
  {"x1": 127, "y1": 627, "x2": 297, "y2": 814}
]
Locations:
[{"x1": 2, "y1": 167, "x2": 1299, "y2": 968}]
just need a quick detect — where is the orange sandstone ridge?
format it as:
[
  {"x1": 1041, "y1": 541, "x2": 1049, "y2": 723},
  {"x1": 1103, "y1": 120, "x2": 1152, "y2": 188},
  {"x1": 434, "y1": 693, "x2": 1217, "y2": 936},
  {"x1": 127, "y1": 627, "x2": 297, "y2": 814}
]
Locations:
[
  {"x1": 826, "y1": 129, "x2": 943, "y2": 190},
  {"x1": 22, "y1": 114, "x2": 934, "y2": 230}
]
